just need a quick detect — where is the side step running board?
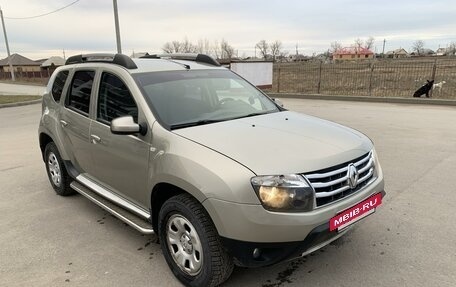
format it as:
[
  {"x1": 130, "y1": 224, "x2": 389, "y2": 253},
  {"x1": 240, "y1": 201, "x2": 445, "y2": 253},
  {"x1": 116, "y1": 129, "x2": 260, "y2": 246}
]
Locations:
[{"x1": 70, "y1": 181, "x2": 154, "y2": 234}]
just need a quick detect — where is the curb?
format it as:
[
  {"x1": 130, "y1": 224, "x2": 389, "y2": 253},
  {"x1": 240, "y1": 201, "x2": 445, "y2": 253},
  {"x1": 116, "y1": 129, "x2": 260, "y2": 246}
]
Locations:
[
  {"x1": 268, "y1": 93, "x2": 456, "y2": 107},
  {"x1": 0, "y1": 99, "x2": 42, "y2": 109}
]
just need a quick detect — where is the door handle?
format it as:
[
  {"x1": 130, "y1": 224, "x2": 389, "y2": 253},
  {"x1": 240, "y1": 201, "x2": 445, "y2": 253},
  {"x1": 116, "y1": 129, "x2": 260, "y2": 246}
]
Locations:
[
  {"x1": 91, "y1": 134, "x2": 101, "y2": 144},
  {"x1": 60, "y1": 120, "x2": 68, "y2": 127}
]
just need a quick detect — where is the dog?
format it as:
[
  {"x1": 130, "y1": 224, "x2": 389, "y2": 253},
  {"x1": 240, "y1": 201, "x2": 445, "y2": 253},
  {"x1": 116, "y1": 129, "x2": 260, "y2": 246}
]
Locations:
[
  {"x1": 433, "y1": 81, "x2": 446, "y2": 94},
  {"x1": 413, "y1": 80, "x2": 434, "y2": 98}
]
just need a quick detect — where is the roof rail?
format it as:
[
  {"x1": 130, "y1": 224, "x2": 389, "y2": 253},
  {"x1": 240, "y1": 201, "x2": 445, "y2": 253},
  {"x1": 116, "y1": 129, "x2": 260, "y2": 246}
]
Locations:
[
  {"x1": 140, "y1": 53, "x2": 221, "y2": 67},
  {"x1": 65, "y1": 53, "x2": 137, "y2": 69}
]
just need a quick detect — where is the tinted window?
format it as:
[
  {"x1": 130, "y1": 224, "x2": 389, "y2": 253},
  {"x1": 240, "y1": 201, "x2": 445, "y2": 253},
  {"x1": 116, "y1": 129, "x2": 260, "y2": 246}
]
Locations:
[
  {"x1": 97, "y1": 73, "x2": 138, "y2": 123},
  {"x1": 67, "y1": 71, "x2": 95, "y2": 115},
  {"x1": 51, "y1": 70, "x2": 69, "y2": 102}
]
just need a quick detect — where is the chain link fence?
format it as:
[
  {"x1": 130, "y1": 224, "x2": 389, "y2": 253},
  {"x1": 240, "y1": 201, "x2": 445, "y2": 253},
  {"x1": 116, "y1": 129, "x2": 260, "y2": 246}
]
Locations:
[{"x1": 273, "y1": 58, "x2": 456, "y2": 99}]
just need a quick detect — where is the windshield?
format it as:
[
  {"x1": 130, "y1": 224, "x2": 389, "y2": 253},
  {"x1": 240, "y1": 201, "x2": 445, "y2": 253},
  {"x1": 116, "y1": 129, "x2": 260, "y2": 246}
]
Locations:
[{"x1": 134, "y1": 69, "x2": 280, "y2": 129}]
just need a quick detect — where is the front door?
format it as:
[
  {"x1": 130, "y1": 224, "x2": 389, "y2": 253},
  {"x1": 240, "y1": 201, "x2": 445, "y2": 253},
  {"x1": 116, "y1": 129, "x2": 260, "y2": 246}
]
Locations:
[{"x1": 89, "y1": 72, "x2": 150, "y2": 209}]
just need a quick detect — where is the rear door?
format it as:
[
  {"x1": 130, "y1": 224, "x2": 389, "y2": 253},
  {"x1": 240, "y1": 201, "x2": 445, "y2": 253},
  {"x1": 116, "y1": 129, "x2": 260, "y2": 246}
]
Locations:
[
  {"x1": 89, "y1": 71, "x2": 150, "y2": 208},
  {"x1": 60, "y1": 70, "x2": 96, "y2": 174}
]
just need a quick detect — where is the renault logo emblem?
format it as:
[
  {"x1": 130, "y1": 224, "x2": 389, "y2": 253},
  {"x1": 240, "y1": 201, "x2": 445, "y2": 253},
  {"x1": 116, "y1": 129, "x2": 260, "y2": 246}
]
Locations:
[{"x1": 347, "y1": 164, "x2": 359, "y2": 189}]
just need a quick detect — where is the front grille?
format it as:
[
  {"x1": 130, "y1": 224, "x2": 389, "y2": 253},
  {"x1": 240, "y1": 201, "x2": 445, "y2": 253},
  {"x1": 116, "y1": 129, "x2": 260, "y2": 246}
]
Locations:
[{"x1": 304, "y1": 151, "x2": 375, "y2": 207}]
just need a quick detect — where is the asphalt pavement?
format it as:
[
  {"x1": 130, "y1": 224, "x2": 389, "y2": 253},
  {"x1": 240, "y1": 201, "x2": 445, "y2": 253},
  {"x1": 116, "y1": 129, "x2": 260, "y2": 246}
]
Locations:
[{"x1": 1, "y1": 99, "x2": 455, "y2": 287}]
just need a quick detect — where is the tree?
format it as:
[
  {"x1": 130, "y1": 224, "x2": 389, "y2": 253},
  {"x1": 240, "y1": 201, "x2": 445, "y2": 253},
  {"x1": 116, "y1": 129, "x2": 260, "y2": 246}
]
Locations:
[
  {"x1": 196, "y1": 38, "x2": 211, "y2": 54},
  {"x1": 354, "y1": 38, "x2": 363, "y2": 49},
  {"x1": 211, "y1": 40, "x2": 221, "y2": 59},
  {"x1": 365, "y1": 36, "x2": 375, "y2": 50},
  {"x1": 162, "y1": 38, "x2": 198, "y2": 53},
  {"x1": 220, "y1": 39, "x2": 234, "y2": 60},
  {"x1": 278, "y1": 50, "x2": 289, "y2": 62},
  {"x1": 270, "y1": 40, "x2": 282, "y2": 62},
  {"x1": 162, "y1": 40, "x2": 182, "y2": 53},
  {"x1": 256, "y1": 40, "x2": 269, "y2": 60},
  {"x1": 330, "y1": 41, "x2": 342, "y2": 53},
  {"x1": 180, "y1": 38, "x2": 197, "y2": 53},
  {"x1": 412, "y1": 40, "x2": 425, "y2": 55}
]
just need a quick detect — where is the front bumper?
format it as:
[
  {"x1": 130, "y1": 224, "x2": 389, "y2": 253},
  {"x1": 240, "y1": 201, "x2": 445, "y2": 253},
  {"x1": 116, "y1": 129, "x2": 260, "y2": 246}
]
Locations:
[
  {"x1": 220, "y1": 221, "x2": 345, "y2": 267},
  {"x1": 203, "y1": 175, "x2": 384, "y2": 243},
  {"x1": 220, "y1": 190, "x2": 386, "y2": 268}
]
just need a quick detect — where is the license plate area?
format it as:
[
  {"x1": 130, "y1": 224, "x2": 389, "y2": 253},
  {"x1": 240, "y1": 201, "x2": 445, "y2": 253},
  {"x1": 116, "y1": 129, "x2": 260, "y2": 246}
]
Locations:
[{"x1": 329, "y1": 193, "x2": 382, "y2": 232}]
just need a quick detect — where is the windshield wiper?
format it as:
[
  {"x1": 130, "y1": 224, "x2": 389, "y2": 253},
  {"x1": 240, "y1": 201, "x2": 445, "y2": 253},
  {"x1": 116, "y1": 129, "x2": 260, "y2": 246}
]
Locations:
[
  {"x1": 170, "y1": 112, "x2": 275, "y2": 129},
  {"x1": 170, "y1": 119, "x2": 223, "y2": 129},
  {"x1": 229, "y1": 111, "x2": 271, "y2": 120}
]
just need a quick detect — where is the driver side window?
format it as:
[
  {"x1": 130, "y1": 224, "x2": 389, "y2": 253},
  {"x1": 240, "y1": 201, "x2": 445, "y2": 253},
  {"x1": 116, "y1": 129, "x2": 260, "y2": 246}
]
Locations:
[{"x1": 97, "y1": 72, "x2": 138, "y2": 124}]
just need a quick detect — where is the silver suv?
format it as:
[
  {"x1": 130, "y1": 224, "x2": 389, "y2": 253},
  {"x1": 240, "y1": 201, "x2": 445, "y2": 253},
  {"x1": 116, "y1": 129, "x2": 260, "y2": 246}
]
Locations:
[{"x1": 38, "y1": 53, "x2": 385, "y2": 286}]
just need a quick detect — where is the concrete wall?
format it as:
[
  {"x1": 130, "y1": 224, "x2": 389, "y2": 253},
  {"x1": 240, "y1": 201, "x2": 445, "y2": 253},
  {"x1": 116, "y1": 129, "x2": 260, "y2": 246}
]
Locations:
[{"x1": 230, "y1": 62, "x2": 273, "y2": 88}]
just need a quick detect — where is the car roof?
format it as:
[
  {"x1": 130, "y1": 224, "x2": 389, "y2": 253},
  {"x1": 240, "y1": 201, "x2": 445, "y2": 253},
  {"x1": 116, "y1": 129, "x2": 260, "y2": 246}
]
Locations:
[
  {"x1": 61, "y1": 53, "x2": 226, "y2": 74},
  {"x1": 131, "y1": 58, "x2": 226, "y2": 74}
]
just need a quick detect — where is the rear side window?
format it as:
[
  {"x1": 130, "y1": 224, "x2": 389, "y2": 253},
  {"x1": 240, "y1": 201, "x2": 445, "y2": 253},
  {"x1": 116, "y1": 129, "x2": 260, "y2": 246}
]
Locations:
[
  {"x1": 66, "y1": 70, "x2": 95, "y2": 115},
  {"x1": 51, "y1": 70, "x2": 69, "y2": 102},
  {"x1": 97, "y1": 72, "x2": 138, "y2": 123}
]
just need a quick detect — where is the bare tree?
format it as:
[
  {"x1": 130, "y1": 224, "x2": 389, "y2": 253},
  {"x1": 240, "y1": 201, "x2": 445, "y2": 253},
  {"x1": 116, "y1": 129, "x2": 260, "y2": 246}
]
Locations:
[
  {"x1": 162, "y1": 38, "x2": 239, "y2": 60},
  {"x1": 278, "y1": 50, "x2": 289, "y2": 62},
  {"x1": 181, "y1": 38, "x2": 197, "y2": 53},
  {"x1": 330, "y1": 41, "x2": 342, "y2": 53},
  {"x1": 365, "y1": 36, "x2": 375, "y2": 50},
  {"x1": 220, "y1": 39, "x2": 234, "y2": 60},
  {"x1": 412, "y1": 40, "x2": 425, "y2": 55},
  {"x1": 196, "y1": 38, "x2": 211, "y2": 54},
  {"x1": 162, "y1": 42, "x2": 175, "y2": 53},
  {"x1": 270, "y1": 40, "x2": 282, "y2": 62},
  {"x1": 162, "y1": 40, "x2": 182, "y2": 53},
  {"x1": 354, "y1": 38, "x2": 363, "y2": 49},
  {"x1": 162, "y1": 38, "x2": 199, "y2": 53},
  {"x1": 256, "y1": 40, "x2": 269, "y2": 60}
]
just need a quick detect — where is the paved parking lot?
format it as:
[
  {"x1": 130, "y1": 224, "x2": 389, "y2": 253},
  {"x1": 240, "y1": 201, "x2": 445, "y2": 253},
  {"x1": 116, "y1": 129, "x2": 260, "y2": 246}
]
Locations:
[{"x1": 1, "y1": 99, "x2": 455, "y2": 287}]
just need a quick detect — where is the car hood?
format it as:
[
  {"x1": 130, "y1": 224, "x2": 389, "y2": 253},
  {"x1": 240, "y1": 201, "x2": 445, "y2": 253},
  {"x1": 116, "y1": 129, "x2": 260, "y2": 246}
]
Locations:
[{"x1": 173, "y1": 111, "x2": 373, "y2": 175}]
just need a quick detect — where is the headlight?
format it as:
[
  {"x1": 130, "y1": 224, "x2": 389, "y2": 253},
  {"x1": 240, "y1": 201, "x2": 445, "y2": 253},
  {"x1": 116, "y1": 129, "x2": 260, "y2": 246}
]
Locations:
[{"x1": 251, "y1": 174, "x2": 314, "y2": 212}]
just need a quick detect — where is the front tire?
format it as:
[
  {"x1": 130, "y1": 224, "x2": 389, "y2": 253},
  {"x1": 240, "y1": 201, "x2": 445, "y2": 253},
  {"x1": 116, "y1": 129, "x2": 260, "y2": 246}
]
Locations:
[
  {"x1": 158, "y1": 194, "x2": 233, "y2": 287},
  {"x1": 44, "y1": 142, "x2": 75, "y2": 196}
]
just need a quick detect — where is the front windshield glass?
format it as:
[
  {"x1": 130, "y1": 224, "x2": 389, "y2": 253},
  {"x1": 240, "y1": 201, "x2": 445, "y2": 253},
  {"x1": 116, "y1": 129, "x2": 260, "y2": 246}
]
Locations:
[{"x1": 134, "y1": 69, "x2": 279, "y2": 129}]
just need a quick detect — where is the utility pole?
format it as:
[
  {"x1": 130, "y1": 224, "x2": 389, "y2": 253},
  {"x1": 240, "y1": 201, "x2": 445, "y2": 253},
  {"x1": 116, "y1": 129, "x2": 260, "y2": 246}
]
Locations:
[
  {"x1": 382, "y1": 38, "x2": 386, "y2": 58},
  {"x1": 62, "y1": 49, "x2": 66, "y2": 60},
  {"x1": 0, "y1": 8, "x2": 15, "y2": 81},
  {"x1": 113, "y1": 0, "x2": 122, "y2": 54}
]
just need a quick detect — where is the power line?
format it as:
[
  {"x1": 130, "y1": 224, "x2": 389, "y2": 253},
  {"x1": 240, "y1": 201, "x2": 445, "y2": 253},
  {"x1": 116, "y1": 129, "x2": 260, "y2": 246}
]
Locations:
[{"x1": 4, "y1": 0, "x2": 81, "y2": 20}]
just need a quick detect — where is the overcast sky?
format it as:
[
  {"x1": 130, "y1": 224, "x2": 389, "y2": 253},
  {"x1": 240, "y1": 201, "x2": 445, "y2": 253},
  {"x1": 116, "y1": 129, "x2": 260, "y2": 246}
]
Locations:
[{"x1": 0, "y1": 0, "x2": 455, "y2": 60}]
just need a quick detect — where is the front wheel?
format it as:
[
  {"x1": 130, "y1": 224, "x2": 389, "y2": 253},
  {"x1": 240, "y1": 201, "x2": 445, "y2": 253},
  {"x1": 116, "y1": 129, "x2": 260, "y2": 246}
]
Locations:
[
  {"x1": 158, "y1": 194, "x2": 233, "y2": 287},
  {"x1": 44, "y1": 142, "x2": 75, "y2": 196}
]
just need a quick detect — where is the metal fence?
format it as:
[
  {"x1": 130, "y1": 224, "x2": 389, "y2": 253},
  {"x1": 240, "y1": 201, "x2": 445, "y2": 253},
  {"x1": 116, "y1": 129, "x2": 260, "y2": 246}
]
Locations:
[
  {"x1": 273, "y1": 58, "x2": 456, "y2": 99},
  {"x1": 0, "y1": 70, "x2": 52, "y2": 85}
]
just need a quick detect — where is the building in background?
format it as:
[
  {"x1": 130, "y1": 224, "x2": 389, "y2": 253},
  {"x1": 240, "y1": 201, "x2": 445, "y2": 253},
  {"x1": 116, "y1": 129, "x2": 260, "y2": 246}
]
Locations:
[
  {"x1": 40, "y1": 56, "x2": 65, "y2": 73},
  {"x1": 0, "y1": 53, "x2": 41, "y2": 72},
  {"x1": 333, "y1": 47, "x2": 374, "y2": 61},
  {"x1": 386, "y1": 48, "x2": 409, "y2": 58}
]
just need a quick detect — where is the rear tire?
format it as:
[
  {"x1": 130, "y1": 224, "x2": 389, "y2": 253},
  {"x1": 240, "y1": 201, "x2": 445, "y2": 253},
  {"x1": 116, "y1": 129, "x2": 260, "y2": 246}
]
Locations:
[
  {"x1": 158, "y1": 194, "x2": 233, "y2": 287},
  {"x1": 44, "y1": 142, "x2": 75, "y2": 196}
]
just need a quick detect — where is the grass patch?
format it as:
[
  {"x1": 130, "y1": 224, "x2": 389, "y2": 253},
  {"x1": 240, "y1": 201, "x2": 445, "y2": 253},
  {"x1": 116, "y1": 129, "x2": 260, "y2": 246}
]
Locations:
[{"x1": 0, "y1": 95, "x2": 41, "y2": 104}]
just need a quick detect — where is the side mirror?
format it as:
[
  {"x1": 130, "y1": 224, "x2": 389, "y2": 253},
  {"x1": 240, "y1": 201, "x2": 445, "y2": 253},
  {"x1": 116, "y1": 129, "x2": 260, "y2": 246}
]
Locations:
[
  {"x1": 273, "y1": 98, "x2": 284, "y2": 108},
  {"x1": 111, "y1": 116, "x2": 145, "y2": 135}
]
